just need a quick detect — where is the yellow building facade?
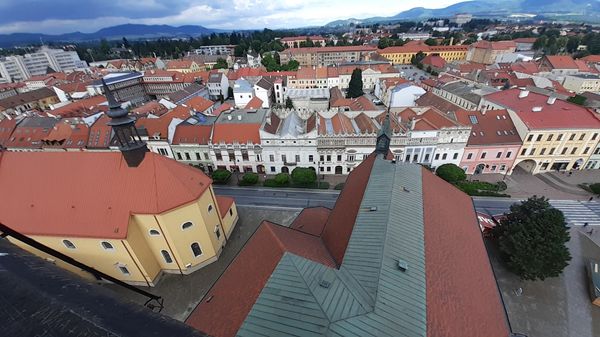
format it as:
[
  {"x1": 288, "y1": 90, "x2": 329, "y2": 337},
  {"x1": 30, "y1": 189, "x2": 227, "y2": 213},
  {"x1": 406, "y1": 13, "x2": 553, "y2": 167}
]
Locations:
[{"x1": 379, "y1": 45, "x2": 468, "y2": 65}]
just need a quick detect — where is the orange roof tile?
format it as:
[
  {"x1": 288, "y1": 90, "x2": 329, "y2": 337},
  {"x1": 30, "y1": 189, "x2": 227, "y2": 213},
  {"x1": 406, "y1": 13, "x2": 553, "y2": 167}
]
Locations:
[
  {"x1": 244, "y1": 96, "x2": 263, "y2": 109},
  {"x1": 49, "y1": 96, "x2": 108, "y2": 118},
  {"x1": 212, "y1": 123, "x2": 261, "y2": 144},
  {"x1": 0, "y1": 152, "x2": 212, "y2": 239},
  {"x1": 185, "y1": 96, "x2": 214, "y2": 113},
  {"x1": 216, "y1": 196, "x2": 234, "y2": 219},
  {"x1": 171, "y1": 124, "x2": 212, "y2": 145}
]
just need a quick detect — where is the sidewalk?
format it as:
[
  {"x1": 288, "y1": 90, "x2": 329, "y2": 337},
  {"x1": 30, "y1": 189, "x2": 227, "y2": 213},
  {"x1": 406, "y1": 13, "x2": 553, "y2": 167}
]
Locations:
[{"x1": 469, "y1": 170, "x2": 595, "y2": 200}]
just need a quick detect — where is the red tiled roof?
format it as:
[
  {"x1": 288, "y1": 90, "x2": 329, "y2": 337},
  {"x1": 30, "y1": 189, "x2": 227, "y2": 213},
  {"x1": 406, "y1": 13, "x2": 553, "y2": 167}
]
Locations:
[
  {"x1": 131, "y1": 101, "x2": 168, "y2": 117},
  {"x1": 185, "y1": 96, "x2": 214, "y2": 113},
  {"x1": 485, "y1": 88, "x2": 600, "y2": 129},
  {"x1": 416, "y1": 92, "x2": 462, "y2": 113},
  {"x1": 470, "y1": 40, "x2": 516, "y2": 50},
  {"x1": 167, "y1": 59, "x2": 196, "y2": 69},
  {"x1": 216, "y1": 196, "x2": 234, "y2": 219},
  {"x1": 171, "y1": 124, "x2": 212, "y2": 145},
  {"x1": 581, "y1": 55, "x2": 600, "y2": 64},
  {"x1": 136, "y1": 105, "x2": 191, "y2": 139},
  {"x1": 49, "y1": 95, "x2": 108, "y2": 118},
  {"x1": 212, "y1": 103, "x2": 233, "y2": 116},
  {"x1": 262, "y1": 112, "x2": 280, "y2": 134},
  {"x1": 43, "y1": 121, "x2": 90, "y2": 149},
  {"x1": 0, "y1": 118, "x2": 17, "y2": 146},
  {"x1": 212, "y1": 123, "x2": 261, "y2": 144},
  {"x1": 321, "y1": 153, "x2": 377, "y2": 265},
  {"x1": 510, "y1": 61, "x2": 540, "y2": 74},
  {"x1": 0, "y1": 152, "x2": 212, "y2": 239},
  {"x1": 455, "y1": 109, "x2": 521, "y2": 146},
  {"x1": 244, "y1": 96, "x2": 263, "y2": 109},
  {"x1": 513, "y1": 37, "x2": 537, "y2": 43},
  {"x1": 185, "y1": 221, "x2": 335, "y2": 337},
  {"x1": 284, "y1": 45, "x2": 376, "y2": 55},
  {"x1": 422, "y1": 168, "x2": 510, "y2": 337},
  {"x1": 543, "y1": 55, "x2": 578, "y2": 70},
  {"x1": 422, "y1": 54, "x2": 446, "y2": 69},
  {"x1": 289, "y1": 206, "x2": 331, "y2": 236}
]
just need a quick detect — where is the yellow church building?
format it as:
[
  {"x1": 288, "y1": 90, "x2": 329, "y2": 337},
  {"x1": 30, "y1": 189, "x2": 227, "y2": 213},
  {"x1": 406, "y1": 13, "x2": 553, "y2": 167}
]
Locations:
[{"x1": 0, "y1": 82, "x2": 238, "y2": 287}]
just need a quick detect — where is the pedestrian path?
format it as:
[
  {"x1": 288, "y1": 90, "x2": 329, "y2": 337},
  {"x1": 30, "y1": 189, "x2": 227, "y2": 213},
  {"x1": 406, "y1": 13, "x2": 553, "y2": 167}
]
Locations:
[{"x1": 550, "y1": 200, "x2": 600, "y2": 226}]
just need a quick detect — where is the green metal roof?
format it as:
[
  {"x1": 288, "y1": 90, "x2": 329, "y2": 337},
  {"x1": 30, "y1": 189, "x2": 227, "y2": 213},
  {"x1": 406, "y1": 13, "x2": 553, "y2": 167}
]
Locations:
[{"x1": 237, "y1": 157, "x2": 427, "y2": 337}]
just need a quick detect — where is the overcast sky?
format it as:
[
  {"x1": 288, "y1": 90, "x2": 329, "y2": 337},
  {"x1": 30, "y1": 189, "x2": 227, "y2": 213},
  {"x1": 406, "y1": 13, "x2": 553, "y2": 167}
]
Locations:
[{"x1": 0, "y1": 0, "x2": 465, "y2": 34}]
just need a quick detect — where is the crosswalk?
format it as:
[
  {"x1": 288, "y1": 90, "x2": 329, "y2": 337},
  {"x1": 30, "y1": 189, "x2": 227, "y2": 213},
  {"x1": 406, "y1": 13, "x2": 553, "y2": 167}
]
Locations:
[{"x1": 550, "y1": 200, "x2": 600, "y2": 226}]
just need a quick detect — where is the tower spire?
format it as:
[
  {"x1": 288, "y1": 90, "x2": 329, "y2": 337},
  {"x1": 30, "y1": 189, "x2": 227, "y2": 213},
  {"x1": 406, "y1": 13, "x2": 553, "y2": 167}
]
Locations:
[
  {"x1": 103, "y1": 79, "x2": 148, "y2": 167},
  {"x1": 375, "y1": 109, "x2": 392, "y2": 156}
]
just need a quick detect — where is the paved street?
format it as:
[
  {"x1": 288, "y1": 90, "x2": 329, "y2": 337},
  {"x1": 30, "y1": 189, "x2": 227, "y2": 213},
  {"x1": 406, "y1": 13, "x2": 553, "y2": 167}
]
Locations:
[{"x1": 213, "y1": 186, "x2": 340, "y2": 209}]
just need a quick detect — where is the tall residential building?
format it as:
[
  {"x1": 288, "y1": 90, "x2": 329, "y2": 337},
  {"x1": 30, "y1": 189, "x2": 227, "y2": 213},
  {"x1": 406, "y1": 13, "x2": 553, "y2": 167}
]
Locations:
[
  {"x1": 0, "y1": 56, "x2": 30, "y2": 83},
  {"x1": 0, "y1": 47, "x2": 87, "y2": 82}
]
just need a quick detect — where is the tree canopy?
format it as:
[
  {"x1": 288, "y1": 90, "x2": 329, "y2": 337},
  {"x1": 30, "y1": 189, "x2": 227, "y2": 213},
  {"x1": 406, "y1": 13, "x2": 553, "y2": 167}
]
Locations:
[
  {"x1": 291, "y1": 167, "x2": 317, "y2": 187},
  {"x1": 492, "y1": 196, "x2": 571, "y2": 281},
  {"x1": 346, "y1": 68, "x2": 364, "y2": 98},
  {"x1": 435, "y1": 164, "x2": 466, "y2": 183}
]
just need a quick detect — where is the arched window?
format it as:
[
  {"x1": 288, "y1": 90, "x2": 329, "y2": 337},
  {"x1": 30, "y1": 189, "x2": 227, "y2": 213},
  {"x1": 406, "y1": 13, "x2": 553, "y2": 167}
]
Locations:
[
  {"x1": 161, "y1": 250, "x2": 173, "y2": 263},
  {"x1": 181, "y1": 221, "x2": 194, "y2": 230},
  {"x1": 101, "y1": 241, "x2": 114, "y2": 250},
  {"x1": 63, "y1": 240, "x2": 76, "y2": 249},
  {"x1": 191, "y1": 242, "x2": 202, "y2": 257},
  {"x1": 208, "y1": 205, "x2": 213, "y2": 213},
  {"x1": 149, "y1": 229, "x2": 160, "y2": 236}
]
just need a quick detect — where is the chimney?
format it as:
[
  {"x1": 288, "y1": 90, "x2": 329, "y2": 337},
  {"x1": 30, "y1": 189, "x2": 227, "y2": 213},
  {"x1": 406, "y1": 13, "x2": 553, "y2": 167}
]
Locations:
[
  {"x1": 547, "y1": 95, "x2": 556, "y2": 105},
  {"x1": 518, "y1": 90, "x2": 529, "y2": 99},
  {"x1": 410, "y1": 117, "x2": 416, "y2": 130},
  {"x1": 532, "y1": 106, "x2": 543, "y2": 112},
  {"x1": 227, "y1": 115, "x2": 232, "y2": 120},
  {"x1": 449, "y1": 36, "x2": 454, "y2": 46},
  {"x1": 237, "y1": 115, "x2": 242, "y2": 120},
  {"x1": 482, "y1": 107, "x2": 487, "y2": 115}
]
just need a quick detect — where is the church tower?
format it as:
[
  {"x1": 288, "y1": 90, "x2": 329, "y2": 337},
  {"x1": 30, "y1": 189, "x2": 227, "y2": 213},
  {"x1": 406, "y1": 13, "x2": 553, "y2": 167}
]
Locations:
[{"x1": 103, "y1": 80, "x2": 148, "y2": 167}]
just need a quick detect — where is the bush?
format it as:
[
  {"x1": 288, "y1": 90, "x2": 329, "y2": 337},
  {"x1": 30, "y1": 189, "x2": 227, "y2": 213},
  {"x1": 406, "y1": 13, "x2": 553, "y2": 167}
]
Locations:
[
  {"x1": 436, "y1": 164, "x2": 466, "y2": 183},
  {"x1": 589, "y1": 183, "x2": 600, "y2": 195},
  {"x1": 291, "y1": 167, "x2": 317, "y2": 186},
  {"x1": 239, "y1": 172, "x2": 259, "y2": 186},
  {"x1": 211, "y1": 169, "x2": 231, "y2": 184},
  {"x1": 263, "y1": 179, "x2": 279, "y2": 187},
  {"x1": 274, "y1": 173, "x2": 290, "y2": 186},
  {"x1": 497, "y1": 181, "x2": 507, "y2": 191},
  {"x1": 334, "y1": 183, "x2": 345, "y2": 190},
  {"x1": 317, "y1": 181, "x2": 330, "y2": 189}
]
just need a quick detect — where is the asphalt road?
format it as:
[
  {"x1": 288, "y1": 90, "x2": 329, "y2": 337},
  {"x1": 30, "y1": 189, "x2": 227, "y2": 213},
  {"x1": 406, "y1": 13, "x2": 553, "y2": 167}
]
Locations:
[
  {"x1": 213, "y1": 186, "x2": 340, "y2": 209},
  {"x1": 214, "y1": 186, "x2": 524, "y2": 214}
]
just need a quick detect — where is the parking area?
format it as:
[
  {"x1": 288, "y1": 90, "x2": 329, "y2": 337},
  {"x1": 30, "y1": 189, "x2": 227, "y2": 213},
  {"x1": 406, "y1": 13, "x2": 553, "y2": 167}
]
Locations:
[
  {"x1": 395, "y1": 65, "x2": 431, "y2": 84},
  {"x1": 104, "y1": 206, "x2": 299, "y2": 321},
  {"x1": 489, "y1": 226, "x2": 600, "y2": 337}
]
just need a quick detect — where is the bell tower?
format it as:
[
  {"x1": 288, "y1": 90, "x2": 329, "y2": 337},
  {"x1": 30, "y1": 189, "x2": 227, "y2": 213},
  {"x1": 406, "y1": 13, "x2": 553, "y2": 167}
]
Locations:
[
  {"x1": 375, "y1": 109, "x2": 392, "y2": 155},
  {"x1": 103, "y1": 80, "x2": 148, "y2": 167}
]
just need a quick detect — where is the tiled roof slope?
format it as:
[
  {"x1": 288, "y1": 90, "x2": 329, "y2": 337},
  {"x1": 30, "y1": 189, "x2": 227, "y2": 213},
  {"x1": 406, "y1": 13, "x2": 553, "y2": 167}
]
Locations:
[
  {"x1": 0, "y1": 152, "x2": 212, "y2": 239},
  {"x1": 421, "y1": 168, "x2": 510, "y2": 337},
  {"x1": 185, "y1": 221, "x2": 336, "y2": 337}
]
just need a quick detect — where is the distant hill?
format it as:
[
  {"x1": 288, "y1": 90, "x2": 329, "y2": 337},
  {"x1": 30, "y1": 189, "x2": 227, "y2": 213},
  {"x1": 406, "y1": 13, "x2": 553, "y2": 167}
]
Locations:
[
  {"x1": 0, "y1": 24, "x2": 220, "y2": 47},
  {"x1": 325, "y1": 0, "x2": 600, "y2": 26}
]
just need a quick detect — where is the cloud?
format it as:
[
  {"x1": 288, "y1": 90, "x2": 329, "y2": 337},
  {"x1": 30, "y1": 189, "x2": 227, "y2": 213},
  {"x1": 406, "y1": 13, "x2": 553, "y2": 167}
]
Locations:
[{"x1": 0, "y1": 0, "x2": 465, "y2": 34}]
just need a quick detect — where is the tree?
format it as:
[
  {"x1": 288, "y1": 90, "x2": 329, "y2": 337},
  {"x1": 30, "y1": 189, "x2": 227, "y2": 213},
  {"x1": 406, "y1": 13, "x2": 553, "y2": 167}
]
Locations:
[
  {"x1": 213, "y1": 58, "x2": 228, "y2": 70},
  {"x1": 566, "y1": 36, "x2": 581, "y2": 53},
  {"x1": 211, "y1": 169, "x2": 232, "y2": 184},
  {"x1": 285, "y1": 96, "x2": 294, "y2": 109},
  {"x1": 291, "y1": 167, "x2": 317, "y2": 187},
  {"x1": 567, "y1": 94, "x2": 587, "y2": 106},
  {"x1": 122, "y1": 37, "x2": 130, "y2": 49},
  {"x1": 533, "y1": 36, "x2": 548, "y2": 51},
  {"x1": 424, "y1": 38, "x2": 438, "y2": 46},
  {"x1": 435, "y1": 164, "x2": 466, "y2": 183},
  {"x1": 274, "y1": 173, "x2": 290, "y2": 186},
  {"x1": 411, "y1": 51, "x2": 426, "y2": 66},
  {"x1": 346, "y1": 68, "x2": 364, "y2": 98},
  {"x1": 492, "y1": 196, "x2": 571, "y2": 281}
]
